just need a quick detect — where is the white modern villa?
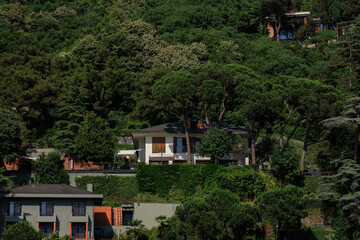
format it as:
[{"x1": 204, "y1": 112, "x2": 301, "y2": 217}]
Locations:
[{"x1": 131, "y1": 120, "x2": 250, "y2": 165}]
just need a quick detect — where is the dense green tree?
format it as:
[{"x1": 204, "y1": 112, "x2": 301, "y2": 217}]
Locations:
[
  {"x1": 0, "y1": 108, "x2": 21, "y2": 163},
  {"x1": 271, "y1": 146, "x2": 301, "y2": 184},
  {"x1": 296, "y1": 79, "x2": 343, "y2": 174},
  {"x1": 33, "y1": 152, "x2": 69, "y2": 184},
  {"x1": 198, "y1": 127, "x2": 231, "y2": 163},
  {"x1": 322, "y1": 97, "x2": 360, "y2": 163},
  {"x1": 52, "y1": 82, "x2": 88, "y2": 155},
  {"x1": 175, "y1": 189, "x2": 260, "y2": 239},
  {"x1": 311, "y1": 0, "x2": 341, "y2": 25},
  {"x1": 235, "y1": 73, "x2": 281, "y2": 165},
  {"x1": 131, "y1": 68, "x2": 174, "y2": 125},
  {"x1": 338, "y1": 22, "x2": 360, "y2": 92},
  {"x1": 152, "y1": 70, "x2": 196, "y2": 164},
  {"x1": 2, "y1": 221, "x2": 44, "y2": 240},
  {"x1": 319, "y1": 158, "x2": 360, "y2": 237},
  {"x1": 74, "y1": 112, "x2": 116, "y2": 162},
  {"x1": 256, "y1": 185, "x2": 307, "y2": 240}
]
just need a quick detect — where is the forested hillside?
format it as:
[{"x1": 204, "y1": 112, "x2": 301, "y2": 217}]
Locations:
[
  {"x1": 2, "y1": 0, "x2": 360, "y2": 239},
  {"x1": 1, "y1": 0, "x2": 359, "y2": 155}
]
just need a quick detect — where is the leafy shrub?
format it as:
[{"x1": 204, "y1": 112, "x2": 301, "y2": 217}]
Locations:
[
  {"x1": 213, "y1": 165, "x2": 275, "y2": 200},
  {"x1": 271, "y1": 146, "x2": 301, "y2": 185},
  {"x1": 136, "y1": 163, "x2": 222, "y2": 197},
  {"x1": 76, "y1": 176, "x2": 139, "y2": 206},
  {"x1": 47, "y1": 231, "x2": 75, "y2": 240},
  {"x1": 2, "y1": 221, "x2": 44, "y2": 240}
]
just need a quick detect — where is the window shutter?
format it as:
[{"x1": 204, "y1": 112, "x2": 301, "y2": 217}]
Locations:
[
  {"x1": 173, "y1": 137, "x2": 177, "y2": 153},
  {"x1": 152, "y1": 137, "x2": 165, "y2": 153}
]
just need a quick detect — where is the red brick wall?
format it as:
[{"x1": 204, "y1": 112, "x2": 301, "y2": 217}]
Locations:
[{"x1": 61, "y1": 158, "x2": 104, "y2": 170}]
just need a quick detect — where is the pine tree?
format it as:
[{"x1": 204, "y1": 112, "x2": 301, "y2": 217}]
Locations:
[{"x1": 322, "y1": 97, "x2": 360, "y2": 163}]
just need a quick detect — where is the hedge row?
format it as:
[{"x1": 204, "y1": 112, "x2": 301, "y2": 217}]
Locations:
[
  {"x1": 75, "y1": 176, "x2": 139, "y2": 206},
  {"x1": 136, "y1": 163, "x2": 223, "y2": 197}
]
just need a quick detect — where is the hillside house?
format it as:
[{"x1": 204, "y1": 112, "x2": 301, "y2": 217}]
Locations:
[
  {"x1": 132, "y1": 120, "x2": 250, "y2": 165},
  {"x1": 267, "y1": 11, "x2": 341, "y2": 40},
  {"x1": 0, "y1": 184, "x2": 102, "y2": 240}
]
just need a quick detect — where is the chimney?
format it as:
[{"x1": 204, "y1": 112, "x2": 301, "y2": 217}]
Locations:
[{"x1": 87, "y1": 181, "x2": 93, "y2": 192}]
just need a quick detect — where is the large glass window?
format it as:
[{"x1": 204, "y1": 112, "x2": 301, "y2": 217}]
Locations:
[
  {"x1": 39, "y1": 222, "x2": 54, "y2": 237},
  {"x1": 72, "y1": 223, "x2": 86, "y2": 238},
  {"x1": 72, "y1": 202, "x2": 86, "y2": 216},
  {"x1": 176, "y1": 138, "x2": 186, "y2": 153},
  {"x1": 40, "y1": 202, "x2": 54, "y2": 216},
  {"x1": 8, "y1": 201, "x2": 21, "y2": 216}
]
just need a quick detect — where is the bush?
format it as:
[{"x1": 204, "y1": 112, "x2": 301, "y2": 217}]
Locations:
[
  {"x1": 2, "y1": 221, "x2": 44, "y2": 240},
  {"x1": 213, "y1": 165, "x2": 275, "y2": 200},
  {"x1": 76, "y1": 176, "x2": 139, "y2": 206},
  {"x1": 47, "y1": 231, "x2": 75, "y2": 240},
  {"x1": 271, "y1": 146, "x2": 301, "y2": 185},
  {"x1": 136, "y1": 163, "x2": 222, "y2": 197}
]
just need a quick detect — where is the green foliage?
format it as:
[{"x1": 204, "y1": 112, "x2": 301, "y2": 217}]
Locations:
[
  {"x1": 213, "y1": 165, "x2": 276, "y2": 199},
  {"x1": 175, "y1": 189, "x2": 261, "y2": 239},
  {"x1": 256, "y1": 184, "x2": 307, "y2": 239},
  {"x1": 46, "y1": 231, "x2": 75, "y2": 240},
  {"x1": 125, "y1": 220, "x2": 151, "y2": 240},
  {"x1": 295, "y1": 25, "x2": 315, "y2": 41},
  {"x1": 76, "y1": 176, "x2": 139, "y2": 206},
  {"x1": 319, "y1": 158, "x2": 360, "y2": 234},
  {"x1": 136, "y1": 163, "x2": 222, "y2": 197},
  {"x1": 271, "y1": 145, "x2": 301, "y2": 184},
  {"x1": 0, "y1": 167, "x2": 12, "y2": 191},
  {"x1": 0, "y1": 108, "x2": 21, "y2": 162},
  {"x1": 2, "y1": 221, "x2": 44, "y2": 240},
  {"x1": 33, "y1": 152, "x2": 69, "y2": 184},
  {"x1": 198, "y1": 127, "x2": 231, "y2": 162},
  {"x1": 74, "y1": 112, "x2": 116, "y2": 162}
]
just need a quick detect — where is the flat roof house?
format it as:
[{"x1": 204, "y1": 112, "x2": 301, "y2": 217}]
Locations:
[
  {"x1": 132, "y1": 120, "x2": 250, "y2": 165},
  {"x1": 0, "y1": 184, "x2": 102, "y2": 240}
]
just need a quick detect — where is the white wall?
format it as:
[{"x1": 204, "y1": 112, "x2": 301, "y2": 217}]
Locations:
[{"x1": 145, "y1": 137, "x2": 152, "y2": 164}]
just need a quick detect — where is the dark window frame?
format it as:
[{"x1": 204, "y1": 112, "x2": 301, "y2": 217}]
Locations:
[
  {"x1": 71, "y1": 222, "x2": 86, "y2": 238},
  {"x1": 8, "y1": 201, "x2": 21, "y2": 216},
  {"x1": 39, "y1": 222, "x2": 54, "y2": 237},
  {"x1": 40, "y1": 201, "x2": 54, "y2": 216},
  {"x1": 72, "y1": 201, "x2": 86, "y2": 216}
]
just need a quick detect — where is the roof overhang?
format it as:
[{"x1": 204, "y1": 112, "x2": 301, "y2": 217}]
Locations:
[{"x1": 1, "y1": 193, "x2": 103, "y2": 205}]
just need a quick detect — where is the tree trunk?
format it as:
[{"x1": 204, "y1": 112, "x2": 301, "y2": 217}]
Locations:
[
  {"x1": 183, "y1": 114, "x2": 192, "y2": 164},
  {"x1": 277, "y1": 219, "x2": 282, "y2": 240},
  {"x1": 275, "y1": 16, "x2": 281, "y2": 42},
  {"x1": 247, "y1": 121, "x2": 257, "y2": 166},
  {"x1": 204, "y1": 103, "x2": 210, "y2": 127},
  {"x1": 284, "y1": 115, "x2": 303, "y2": 147},
  {"x1": 280, "y1": 102, "x2": 294, "y2": 148},
  {"x1": 251, "y1": 139, "x2": 256, "y2": 166},
  {"x1": 355, "y1": 124, "x2": 359, "y2": 164},
  {"x1": 218, "y1": 91, "x2": 228, "y2": 123},
  {"x1": 300, "y1": 121, "x2": 312, "y2": 175},
  {"x1": 355, "y1": 106, "x2": 360, "y2": 163},
  {"x1": 349, "y1": 43, "x2": 353, "y2": 91}
]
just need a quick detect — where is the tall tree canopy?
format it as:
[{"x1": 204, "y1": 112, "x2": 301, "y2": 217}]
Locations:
[
  {"x1": 0, "y1": 108, "x2": 21, "y2": 163},
  {"x1": 74, "y1": 112, "x2": 116, "y2": 162},
  {"x1": 33, "y1": 152, "x2": 69, "y2": 184},
  {"x1": 152, "y1": 70, "x2": 196, "y2": 164}
]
